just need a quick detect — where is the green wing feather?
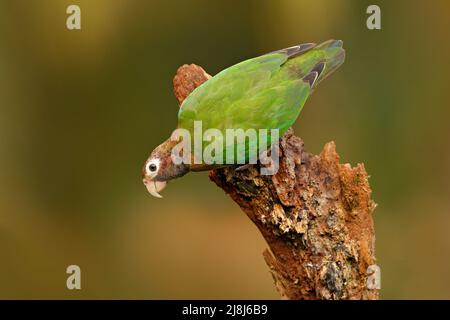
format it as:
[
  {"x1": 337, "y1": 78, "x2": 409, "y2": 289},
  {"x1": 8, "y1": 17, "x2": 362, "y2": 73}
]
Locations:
[{"x1": 177, "y1": 40, "x2": 345, "y2": 162}]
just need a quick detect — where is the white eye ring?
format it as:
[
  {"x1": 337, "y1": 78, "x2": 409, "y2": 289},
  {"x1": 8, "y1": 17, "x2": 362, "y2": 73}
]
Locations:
[{"x1": 146, "y1": 159, "x2": 160, "y2": 177}]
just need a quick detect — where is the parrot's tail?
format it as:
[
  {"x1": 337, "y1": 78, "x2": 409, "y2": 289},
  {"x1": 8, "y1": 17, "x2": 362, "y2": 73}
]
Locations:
[{"x1": 302, "y1": 39, "x2": 345, "y2": 88}]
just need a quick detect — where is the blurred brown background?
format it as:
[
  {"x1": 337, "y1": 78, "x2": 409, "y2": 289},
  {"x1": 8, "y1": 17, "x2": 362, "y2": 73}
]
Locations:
[{"x1": 0, "y1": 0, "x2": 449, "y2": 299}]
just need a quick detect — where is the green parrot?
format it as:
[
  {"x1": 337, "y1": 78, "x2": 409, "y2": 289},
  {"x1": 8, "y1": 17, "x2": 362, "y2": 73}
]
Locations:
[{"x1": 143, "y1": 40, "x2": 345, "y2": 197}]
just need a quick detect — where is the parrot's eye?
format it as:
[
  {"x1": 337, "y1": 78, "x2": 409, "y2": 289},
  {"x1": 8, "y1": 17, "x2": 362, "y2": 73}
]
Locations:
[{"x1": 145, "y1": 159, "x2": 160, "y2": 177}]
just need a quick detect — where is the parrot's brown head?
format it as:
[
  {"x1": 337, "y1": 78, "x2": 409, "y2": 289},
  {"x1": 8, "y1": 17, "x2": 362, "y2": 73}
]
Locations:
[{"x1": 142, "y1": 138, "x2": 189, "y2": 198}]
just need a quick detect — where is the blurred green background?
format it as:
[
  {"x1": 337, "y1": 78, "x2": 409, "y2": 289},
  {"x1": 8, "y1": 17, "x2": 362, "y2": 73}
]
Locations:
[{"x1": 1, "y1": 0, "x2": 449, "y2": 299}]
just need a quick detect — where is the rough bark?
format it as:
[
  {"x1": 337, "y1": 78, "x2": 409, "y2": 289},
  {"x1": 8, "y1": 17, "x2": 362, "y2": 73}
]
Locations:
[{"x1": 173, "y1": 64, "x2": 379, "y2": 300}]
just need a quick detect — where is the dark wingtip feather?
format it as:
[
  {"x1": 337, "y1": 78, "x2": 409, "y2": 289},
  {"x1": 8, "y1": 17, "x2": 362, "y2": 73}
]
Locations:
[
  {"x1": 269, "y1": 42, "x2": 316, "y2": 58},
  {"x1": 302, "y1": 71, "x2": 319, "y2": 87},
  {"x1": 311, "y1": 60, "x2": 326, "y2": 77},
  {"x1": 302, "y1": 60, "x2": 326, "y2": 87}
]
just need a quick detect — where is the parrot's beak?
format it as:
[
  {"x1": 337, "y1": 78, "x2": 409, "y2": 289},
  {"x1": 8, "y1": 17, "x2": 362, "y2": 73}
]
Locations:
[{"x1": 143, "y1": 179, "x2": 167, "y2": 198}]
